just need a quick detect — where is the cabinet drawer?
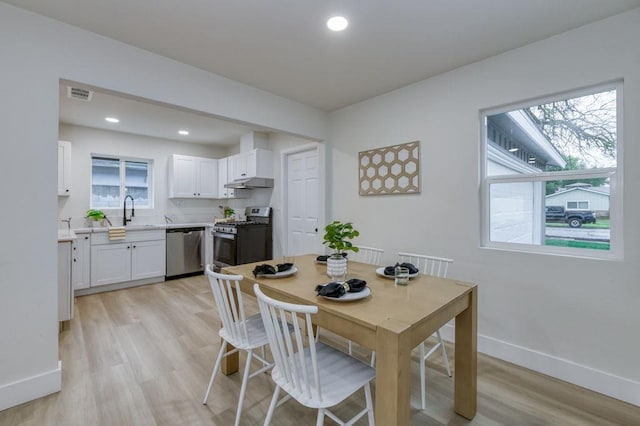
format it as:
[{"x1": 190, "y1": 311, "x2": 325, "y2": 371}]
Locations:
[{"x1": 91, "y1": 229, "x2": 165, "y2": 245}]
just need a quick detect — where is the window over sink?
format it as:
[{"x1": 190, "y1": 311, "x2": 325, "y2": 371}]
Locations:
[{"x1": 91, "y1": 155, "x2": 153, "y2": 209}]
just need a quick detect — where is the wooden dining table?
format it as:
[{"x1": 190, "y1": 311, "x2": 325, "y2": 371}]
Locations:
[{"x1": 221, "y1": 254, "x2": 477, "y2": 425}]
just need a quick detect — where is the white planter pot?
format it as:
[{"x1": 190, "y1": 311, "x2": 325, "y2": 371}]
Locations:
[{"x1": 326, "y1": 254, "x2": 347, "y2": 281}]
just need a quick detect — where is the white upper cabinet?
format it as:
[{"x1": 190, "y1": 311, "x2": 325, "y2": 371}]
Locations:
[
  {"x1": 228, "y1": 148, "x2": 273, "y2": 181},
  {"x1": 217, "y1": 157, "x2": 234, "y2": 199},
  {"x1": 168, "y1": 154, "x2": 219, "y2": 198},
  {"x1": 217, "y1": 157, "x2": 247, "y2": 199},
  {"x1": 196, "y1": 157, "x2": 218, "y2": 198},
  {"x1": 58, "y1": 140, "x2": 71, "y2": 196}
]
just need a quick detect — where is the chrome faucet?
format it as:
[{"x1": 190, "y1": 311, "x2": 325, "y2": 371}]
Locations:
[
  {"x1": 61, "y1": 217, "x2": 71, "y2": 231},
  {"x1": 123, "y1": 195, "x2": 135, "y2": 226}
]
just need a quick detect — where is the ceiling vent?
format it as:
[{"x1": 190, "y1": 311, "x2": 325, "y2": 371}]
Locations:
[{"x1": 67, "y1": 86, "x2": 93, "y2": 101}]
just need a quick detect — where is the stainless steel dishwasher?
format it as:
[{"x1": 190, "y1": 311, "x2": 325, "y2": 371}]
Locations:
[{"x1": 166, "y1": 227, "x2": 205, "y2": 278}]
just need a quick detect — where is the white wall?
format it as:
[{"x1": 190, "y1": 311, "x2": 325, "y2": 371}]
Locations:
[
  {"x1": 328, "y1": 10, "x2": 640, "y2": 405},
  {"x1": 58, "y1": 124, "x2": 229, "y2": 227},
  {"x1": 0, "y1": 3, "x2": 325, "y2": 410}
]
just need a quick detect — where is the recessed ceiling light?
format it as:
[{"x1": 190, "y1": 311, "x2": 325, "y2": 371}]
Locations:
[
  {"x1": 105, "y1": 117, "x2": 119, "y2": 123},
  {"x1": 327, "y1": 16, "x2": 348, "y2": 32},
  {"x1": 178, "y1": 130, "x2": 189, "y2": 135},
  {"x1": 508, "y1": 148, "x2": 519, "y2": 152}
]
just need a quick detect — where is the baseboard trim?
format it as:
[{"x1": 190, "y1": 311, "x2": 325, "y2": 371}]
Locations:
[
  {"x1": 75, "y1": 276, "x2": 164, "y2": 296},
  {"x1": 440, "y1": 325, "x2": 639, "y2": 407},
  {"x1": 0, "y1": 361, "x2": 62, "y2": 411}
]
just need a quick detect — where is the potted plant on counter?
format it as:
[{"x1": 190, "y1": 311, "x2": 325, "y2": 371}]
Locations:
[
  {"x1": 85, "y1": 209, "x2": 106, "y2": 227},
  {"x1": 322, "y1": 220, "x2": 360, "y2": 280}
]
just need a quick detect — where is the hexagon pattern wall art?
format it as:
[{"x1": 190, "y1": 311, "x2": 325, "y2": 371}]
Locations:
[{"x1": 358, "y1": 141, "x2": 420, "y2": 195}]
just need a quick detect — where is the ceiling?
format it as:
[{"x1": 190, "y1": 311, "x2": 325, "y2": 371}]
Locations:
[
  {"x1": 59, "y1": 82, "x2": 259, "y2": 146},
  {"x1": 10, "y1": 1, "x2": 640, "y2": 146},
  {"x1": 6, "y1": 0, "x2": 640, "y2": 112}
]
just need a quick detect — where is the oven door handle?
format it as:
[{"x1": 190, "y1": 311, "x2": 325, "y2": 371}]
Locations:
[{"x1": 213, "y1": 232, "x2": 235, "y2": 240}]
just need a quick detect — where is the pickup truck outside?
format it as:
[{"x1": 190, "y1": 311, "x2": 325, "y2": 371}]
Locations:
[{"x1": 545, "y1": 206, "x2": 596, "y2": 228}]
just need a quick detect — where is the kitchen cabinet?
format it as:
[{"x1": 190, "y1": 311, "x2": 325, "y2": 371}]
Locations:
[
  {"x1": 72, "y1": 232, "x2": 91, "y2": 290},
  {"x1": 228, "y1": 148, "x2": 273, "y2": 181},
  {"x1": 217, "y1": 158, "x2": 247, "y2": 199},
  {"x1": 58, "y1": 241, "x2": 73, "y2": 321},
  {"x1": 168, "y1": 154, "x2": 218, "y2": 198},
  {"x1": 217, "y1": 157, "x2": 235, "y2": 198},
  {"x1": 90, "y1": 230, "x2": 166, "y2": 287},
  {"x1": 58, "y1": 140, "x2": 71, "y2": 196}
]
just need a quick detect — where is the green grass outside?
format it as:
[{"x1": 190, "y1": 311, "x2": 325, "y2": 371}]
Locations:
[
  {"x1": 546, "y1": 219, "x2": 610, "y2": 229},
  {"x1": 545, "y1": 239, "x2": 610, "y2": 250}
]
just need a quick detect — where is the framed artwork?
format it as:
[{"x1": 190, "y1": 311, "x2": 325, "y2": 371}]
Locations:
[{"x1": 358, "y1": 141, "x2": 420, "y2": 195}]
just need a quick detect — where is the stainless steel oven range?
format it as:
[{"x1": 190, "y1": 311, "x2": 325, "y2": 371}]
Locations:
[{"x1": 212, "y1": 206, "x2": 273, "y2": 268}]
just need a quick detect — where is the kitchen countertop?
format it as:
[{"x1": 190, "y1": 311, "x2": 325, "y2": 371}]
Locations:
[
  {"x1": 57, "y1": 229, "x2": 77, "y2": 242},
  {"x1": 65, "y1": 222, "x2": 215, "y2": 234}
]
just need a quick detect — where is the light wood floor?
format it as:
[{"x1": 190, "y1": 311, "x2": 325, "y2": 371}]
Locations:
[{"x1": 1, "y1": 275, "x2": 638, "y2": 425}]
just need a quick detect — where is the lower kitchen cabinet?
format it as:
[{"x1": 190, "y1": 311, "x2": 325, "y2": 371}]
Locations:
[
  {"x1": 131, "y1": 240, "x2": 166, "y2": 280},
  {"x1": 72, "y1": 232, "x2": 91, "y2": 290},
  {"x1": 90, "y1": 230, "x2": 166, "y2": 287}
]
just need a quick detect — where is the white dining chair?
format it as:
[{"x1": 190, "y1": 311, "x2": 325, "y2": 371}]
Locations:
[
  {"x1": 349, "y1": 246, "x2": 384, "y2": 266},
  {"x1": 318, "y1": 246, "x2": 384, "y2": 361},
  {"x1": 202, "y1": 265, "x2": 274, "y2": 426},
  {"x1": 348, "y1": 246, "x2": 384, "y2": 359},
  {"x1": 398, "y1": 252, "x2": 454, "y2": 410},
  {"x1": 254, "y1": 284, "x2": 375, "y2": 426}
]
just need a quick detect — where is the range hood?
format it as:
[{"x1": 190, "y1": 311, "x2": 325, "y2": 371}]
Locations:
[{"x1": 224, "y1": 177, "x2": 274, "y2": 189}]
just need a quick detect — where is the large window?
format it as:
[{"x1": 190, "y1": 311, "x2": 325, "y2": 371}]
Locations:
[
  {"x1": 480, "y1": 82, "x2": 621, "y2": 257},
  {"x1": 91, "y1": 156, "x2": 153, "y2": 209}
]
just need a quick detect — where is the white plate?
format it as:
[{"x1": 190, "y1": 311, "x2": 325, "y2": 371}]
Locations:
[
  {"x1": 258, "y1": 266, "x2": 298, "y2": 278},
  {"x1": 375, "y1": 267, "x2": 419, "y2": 279},
  {"x1": 321, "y1": 286, "x2": 372, "y2": 302}
]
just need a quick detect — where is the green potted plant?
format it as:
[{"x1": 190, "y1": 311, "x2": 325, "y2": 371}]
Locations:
[
  {"x1": 85, "y1": 209, "x2": 106, "y2": 227},
  {"x1": 224, "y1": 207, "x2": 235, "y2": 219},
  {"x1": 322, "y1": 221, "x2": 360, "y2": 280}
]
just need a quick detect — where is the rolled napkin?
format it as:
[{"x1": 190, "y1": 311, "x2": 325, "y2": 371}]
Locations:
[
  {"x1": 316, "y1": 253, "x2": 348, "y2": 262},
  {"x1": 253, "y1": 264, "x2": 276, "y2": 277},
  {"x1": 315, "y1": 278, "x2": 367, "y2": 298},
  {"x1": 108, "y1": 226, "x2": 126, "y2": 241},
  {"x1": 277, "y1": 263, "x2": 293, "y2": 272},
  {"x1": 384, "y1": 262, "x2": 419, "y2": 275},
  {"x1": 252, "y1": 263, "x2": 294, "y2": 277}
]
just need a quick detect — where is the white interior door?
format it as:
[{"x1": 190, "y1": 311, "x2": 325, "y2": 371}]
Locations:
[{"x1": 286, "y1": 148, "x2": 321, "y2": 255}]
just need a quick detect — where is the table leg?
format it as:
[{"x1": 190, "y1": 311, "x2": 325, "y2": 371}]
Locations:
[
  {"x1": 454, "y1": 286, "x2": 477, "y2": 419},
  {"x1": 221, "y1": 287, "x2": 240, "y2": 375},
  {"x1": 375, "y1": 319, "x2": 412, "y2": 426},
  {"x1": 221, "y1": 339, "x2": 238, "y2": 375}
]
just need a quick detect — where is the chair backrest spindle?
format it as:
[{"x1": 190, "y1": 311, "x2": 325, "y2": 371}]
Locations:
[
  {"x1": 205, "y1": 265, "x2": 252, "y2": 346},
  {"x1": 254, "y1": 284, "x2": 322, "y2": 403},
  {"x1": 350, "y1": 246, "x2": 384, "y2": 266},
  {"x1": 398, "y1": 252, "x2": 453, "y2": 279}
]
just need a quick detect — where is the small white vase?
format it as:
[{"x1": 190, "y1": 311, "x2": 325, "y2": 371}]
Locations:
[{"x1": 326, "y1": 254, "x2": 347, "y2": 281}]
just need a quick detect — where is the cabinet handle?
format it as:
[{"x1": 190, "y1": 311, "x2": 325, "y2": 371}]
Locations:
[
  {"x1": 315, "y1": 228, "x2": 318, "y2": 232},
  {"x1": 73, "y1": 258, "x2": 76, "y2": 262},
  {"x1": 197, "y1": 193, "x2": 200, "y2": 196},
  {"x1": 241, "y1": 173, "x2": 246, "y2": 176},
  {"x1": 127, "y1": 246, "x2": 131, "y2": 249},
  {"x1": 65, "y1": 189, "x2": 69, "y2": 192},
  {"x1": 133, "y1": 245, "x2": 137, "y2": 249},
  {"x1": 85, "y1": 236, "x2": 88, "y2": 240}
]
